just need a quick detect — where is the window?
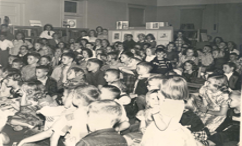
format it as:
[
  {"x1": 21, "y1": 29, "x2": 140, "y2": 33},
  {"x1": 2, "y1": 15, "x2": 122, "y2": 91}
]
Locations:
[
  {"x1": 64, "y1": 1, "x2": 77, "y2": 13},
  {"x1": 129, "y1": 7, "x2": 145, "y2": 27}
]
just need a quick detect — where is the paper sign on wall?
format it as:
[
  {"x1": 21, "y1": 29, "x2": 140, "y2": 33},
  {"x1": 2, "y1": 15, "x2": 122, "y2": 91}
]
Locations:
[{"x1": 67, "y1": 19, "x2": 77, "y2": 28}]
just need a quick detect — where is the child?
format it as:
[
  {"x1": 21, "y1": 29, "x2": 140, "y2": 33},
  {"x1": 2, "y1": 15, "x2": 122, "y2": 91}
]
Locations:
[
  {"x1": 12, "y1": 58, "x2": 24, "y2": 70},
  {"x1": 137, "y1": 33, "x2": 146, "y2": 49},
  {"x1": 141, "y1": 76, "x2": 200, "y2": 146},
  {"x1": 12, "y1": 32, "x2": 33, "y2": 55},
  {"x1": 145, "y1": 34, "x2": 156, "y2": 48},
  {"x1": 196, "y1": 75, "x2": 229, "y2": 133},
  {"x1": 229, "y1": 53, "x2": 240, "y2": 72},
  {"x1": 86, "y1": 58, "x2": 106, "y2": 89},
  {"x1": 228, "y1": 41, "x2": 240, "y2": 55},
  {"x1": 78, "y1": 49, "x2": 93, "y2": 72},
  {"x1": 5, "y1": 72, "x2": 23, "y2": 99},
  {"x1": 33, "y1": 42, "x2": 43, "y2": 53},
  {"x1": 178, "y1": 48, "x2": 198, "y2": 67},
  {"x1": 51, "y1": 52, "x2": 79, "y2": 89},
  {"x1": 85, "y1": 42, "x2": 96, "y2": 57},
  {"x1": 39, "y1": 24, "x2": 55, "y2": 39},
  {"x1": 21, "y1": 52, "x2": 41, "y2": 81},
  {"x1": 0, "y1": 32, "x2": 14, "y2": 68},
  {"x1": 182, "y1": 60, "x2": 198, "y2": 82},
  {"x1": 48, "y1": 33, "x2": 61, "y2": 48},
  {"x1": 223, "y1": 62, "x2": 241, "y2": 91},
  {"x1": 150, "y1": 48, "x2": 173, "y2": 75},
  {"x1": 40, "y1": 55, "x2": 52, "y2": 67},
  {"x1": 200, "y1": 45, "x2": 214, "y2": 67},
  {"x1": 100, "y1": 39, "x2": 110, "y2": 51},
  {"x1": 51, "y1": 48, "x2": 62, "y2": 67},
  {"x1": 0, "y1": 110, "x2": 10, "y2": 145},
  {"x1": 76, "y1": 100, "x2": 127, "y2": 146},
  {"x1": 123, "y1": 34, "x2": 136, "y2": 50},
  {"x1": 35, "y1": 65, "x2": 57, "y2": 96},
  {"x1": 208, "y1": 49, "x2": 227, "y2": 72},
  {"x1": 208, "y1": 91, "x2": 240, "y2": 146},
  {"x1": 145, "y1": 47, "x2": 156, "y2": 62},
  {"x1": 166, "y1": 42, "x2": 178, "y2": 64},
  {"x1": 119, "y1": 51, "x2": 140, "y2": 71},
  {"x1": 107, "y1": 52, "x2": 124, "y2": 69},
  {"x1": 64, "y1": 67, "x2": 87, "y2": 88},
  {"x1": 18, "y1": 45, "x2": 29, "y2": 65},
  {"x1": 94, "y1": 39, "x2": 102, "y2": 50},
  {"x1": 8, "y1": 55, "x2": 18, "y2": 68},
  {"x1": 117, "y1": 42, "x2": 125, "y2": 58}
]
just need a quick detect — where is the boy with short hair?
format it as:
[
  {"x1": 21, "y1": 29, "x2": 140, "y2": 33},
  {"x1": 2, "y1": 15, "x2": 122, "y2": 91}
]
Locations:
[
  {"x1": 223, "y1": 62, "x2": 241, "y2": 91},
  {"x1": 8, "y1": 55, "x2": 18, "y2": 68},
  {"x1": 21, "y1": 52, "x2": 40, "y2": 81},
  {"x1": 123, "y1": 34, "x2": 136, "y2": 51},
  {"x1": 208, "y1": 49, "x2": 227, "y2": 72},
  {"x1": 150, "y1": 48, "x2": 173, "y2": 75},
  {"x1": 107, "y1": 52, "x2": 124, "y2": 69},
  {"x1": 12, "y1": 58, "x2": 23, "y2": 70},
  {"x1": 76, "y1": 100, "x2": 128, "y2": 146},
  {"x1": 86, "y1": 58, "x2": 106, "y2": 89},
  {"x1": 35, "y1": 65, "x2": 57, "y2": 96}
]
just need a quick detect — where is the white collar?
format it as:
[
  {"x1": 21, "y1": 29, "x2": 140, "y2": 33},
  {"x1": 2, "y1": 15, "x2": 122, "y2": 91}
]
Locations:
[{"x1": 224, "y1": 72, "x2": 233, "y2": 80}]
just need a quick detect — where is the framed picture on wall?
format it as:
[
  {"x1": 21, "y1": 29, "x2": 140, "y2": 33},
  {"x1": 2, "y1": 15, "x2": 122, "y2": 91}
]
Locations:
[
  {"x1": 112, "y1": 31, "x2": 122, "y2": 42},
  {"x1": 157, "y1": 30, "x2": 172, "y2": 41},
  {"x1": 121, "y1": 31, "x2": 133, "y2": 42},
  {"x1": 145, "y1": 31, "x2": 157, "y2": 40},
  {"x1": 133, "y1": 31, "x2": 146, "y2": 42}
]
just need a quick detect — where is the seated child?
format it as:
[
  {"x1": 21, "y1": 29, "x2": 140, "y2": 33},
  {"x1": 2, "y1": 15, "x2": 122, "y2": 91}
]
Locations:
[
  {"x1": 0, "y1": 110, "x2": 10, "y2": 145},
  {"x1": 229, "y1": 53, "x2": 240, "y2": 72},
  {"x1": 208, "y1": 91, "x2": 240, "y2": 146},
  {"x1": 32, "y1": 42, "x2": 43, "y2": 53},
  {"x1": 207, "y1": 49, "x2": 227, "y2": 72},
  {"x1": 196, "y1": 75, "x2": 229, "y2": 133},
  {"x1": 51, "y1": 48, "x2": 62, "y2": 67},
  {"x1": 76, "y1": 100, "x2": 128, "y2": 146},
  {"x1": 200, "y1": 45, "x2": 214, "y2": 67},
  {"x1": 141, "y1": 76, "x2": 201, "y2": 146},
  {"x1": 150, "y1": 48, "x2": 173, "y2": 75},
  {"x1": 119, "y1": 51, "x2": 141, "y2": 71},
  {"x1": 8, "y1": 55, "x2": 18, "y2": 68},
  {"x1": 145, "y1": 47, "x2": 156, "y2": 62},
  {"x1": 182, "y1": 60, "x2": 198, "y2": 82},
  {"x1": 39, "y1": 55, "x2": 52, "y2": 71},
  {"x1": 107, "y1": 52, "x2": 124, "y2": 69},
  {"x1": 165, "y1": 42, "x2": 178, "y2": 64},
  {"x1": 223, "y1": 62, "x2": 241, "y2": 91},
  {"x1": 18, "y1": 45, "x2": 29, "y2": 65},
  {"x1": 64, "y1": 67, "x2": 87, "y2": 88},
  {"x1": 86, "y1": 58, "x2": 106, "y2": 89},
  {"x1": 12, "y1": 58, "x2": 24, "y2": 70},
  {"x1": 78, "y1": 49, "x2": 93, "y2": 72},
  {"x1": 34, "y1": 65, "x2": 57, "y2": 96},
  {"x1": 21, "y1": 52, "x2": 41, "y2": 81}
]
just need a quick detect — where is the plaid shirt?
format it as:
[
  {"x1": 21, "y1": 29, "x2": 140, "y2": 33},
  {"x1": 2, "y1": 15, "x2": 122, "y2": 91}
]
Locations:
[{"x1": 121, "y1": 71, "x2": 137, "y2": 94}]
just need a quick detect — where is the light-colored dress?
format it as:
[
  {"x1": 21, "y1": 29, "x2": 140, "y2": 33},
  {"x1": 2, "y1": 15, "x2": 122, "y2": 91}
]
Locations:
[
  {"x1": 196, "y1": 86, "x2": 229, "y2": 133},
  {"x1": 12, "y1": 40, "x2": 33, "y2": 55}
]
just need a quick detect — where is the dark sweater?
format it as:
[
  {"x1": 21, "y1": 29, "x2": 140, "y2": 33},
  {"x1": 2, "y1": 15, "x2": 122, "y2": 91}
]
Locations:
[{"x1": 150, "y1": 57, "x2": 173, "y2": 75}]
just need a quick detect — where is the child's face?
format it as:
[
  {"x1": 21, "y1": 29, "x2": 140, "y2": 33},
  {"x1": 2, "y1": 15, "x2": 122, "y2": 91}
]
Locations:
[
  {"x1": 147, "y1": 36, "x2": 152, "y2": 41},
  {"x1": 127, "y1": 36, "x2": 132, "y2": 41},
  {"x1": 36, "y1": 69, "x2": 47, "y2": 78},
  {"x1": 46, "y1": 26, "x2": 51, "y2": 31},
  {"x1": 130, "y1": 49, "x2": 136, "y2": 54},
  {"x1": 8, "y1": 56, "x2": 15, "y2": 65},
  {"x1": 229, "y1": 55, "x2": 237, "y2": 61},
  {"x1": 177, "y1": 32, "x2": 183, "y2": 38},
  {"x1": 90, "y1": 31, "x2": 95, "y2": 37},
  {"x1": 147, "y1": 80, "x2": 159, "y2": 91},
  {"x1": 70, "y1": 44, "x2": 75, "y2": 50},
  {"x1": 41, "y1": 39, "x2": 48, "y2": 45},
  {"x1": 81, "y1": 40, "x2": 87, "y2": 46},
  {"x1": 27, "y1": 56, "x2": 38, "y2": 65},
  {"x1": 138, "y1": 35, "x2": 144, "y2": 41},
  {"x1": 74, "y1": 43, "x2": 81, "y2": 50},
  {"x1": 219, "y1": 42, "x2": 226, "y2": 49},
  {"x1": 5, "y1": 77, "x2": 15, "y2": 87},
  {"x1": 184, "y1": 62, "x2": 192, "y2": 71},
  {"x1": 62, "y1": 56, "x2": 72, "y2": 65},
  {"x1": 146, "y1": 48, "x2": 152, "y2": 56},
  {"x1": 86, "y1": 44, "x2": 93, "y2": 50},
  {"x1": 96, "y1": 50, "x2": 102, "y2": 55},
  {"x1": 118, "y1": 44, "x2": 123, "y2": 51},
  {"x1": 106, "y1": 47, "x2": 112, "y2": 53},
  {"x1": 228, "y1": 42, "x2": 233, "y2": 48},
  {"x1": 136, "y1": 65, "x2": 148, "y2": 75},
  {"x1": 12, "y1": 62, "x2": 22, "y2": 69},
  {"x1": 228, "y1": 94, "x2": 240, "y2": 108},
  {"x1": 55, "y1": 49, "x2": 62, "y2": 56},
  {"x1": 86, "y1": 62, "x2": 98, "y2": 72},
  {"x1": 203, "y1": 46, "x2": 210, "y2": 53},
  {"x1": 95, "y1": 40, "x2": 101, "y2": 46},
  {"x1": 82, "y1": 51, "x2": 89, "y2": 58},
  {"x1": 40, "y1": 57, "x2": 50, "y2": 66},
  {"x1": 167, "y1": 44, "x2": 174, "y2": 51},
  {"x1": 147, "y1": 93, "x2": 159, "y2": 108},
  {"x1": 120, "y1": 54, "x2": 129, "y2": 63},
  {"x1": 205, "y1": 78, "x2": 220, "y2": 92},
  {"x1": 223, "y1": 65, "x2": 233, "y2": 74},
  {"x1": 16, "y1": 33, "x2": 23, "y2": 40},
  {"x1": 212, "y1": 51, "x2": 219, "y2": 58},
  {"x1": 20, "y1": 47, "x2": 28, "y2": 54},
  {"x1": 186, "y1": 49, "x2": 194, "y2": 57},
  {"x1": 103, "y1": 30, "x2": 108, "y2": 35},
  {"x1": 0, "y1": 35, "x2": 5, "y2": 41},
  {"x1": 156, "y1": 52, "x2": 165, "y2": 59},
  {"x1": 34, "y1": 43, "x2": 41, "y2": 50},
  {"x1": 104, "y1": 72, "x2": 117, "y2": 83},
  {"x1": 42, "y1": 46, "x2": 49, "y2": 55},
  {"x1": 67, "y1": 69, "x2": 76, "y2": 80},
  {"x1": 102, "y1": 40, "x2": 108, "y2": 47},
  {"x1": 58, "y1": 43, "x2": 65, "y2": 48},
  {"x1": 99, "y1": 87, "x2": 115, "y2": 100}
]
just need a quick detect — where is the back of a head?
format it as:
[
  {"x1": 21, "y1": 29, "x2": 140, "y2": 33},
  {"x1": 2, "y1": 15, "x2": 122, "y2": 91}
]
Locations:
[
  {"x1": 75, "y1": 85, "x2": 100, "y2": 106},
  {"x1": 159, "y1": 76, "x2": 189, "y2": 100},
  {"x1": 88, "y1": 100, "x2": 123, "y2": 126},
  {"x1": 88, "y1": 58, "x2": 103, "y2": 68},
  {"x1": 105, "y1": 69, "x2": 120, "y2": 79},
  {"x1": 101, "y1": 85, "x2": 121, "y2": 100}
]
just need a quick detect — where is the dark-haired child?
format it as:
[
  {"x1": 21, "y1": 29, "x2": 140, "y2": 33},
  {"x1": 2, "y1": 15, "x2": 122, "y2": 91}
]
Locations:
[
  {"x1": 123, "y1": 34, "x2": 136, "y2": 50},
  {"x1": 7, "y1": 55, "x2": 18, "y2": 68},
  {"x1": 51, "y1": 48, "x2": 62, "y2": 67},
  {"x1": 223, "y1": 62, "x2": 241, "y2": 91},
  {"x1": 40, "y1": 55, "x2": 53, "y2": 74},
  {"x1": 12, "y1": 58, "x2": 23, "y2": 70},
  {"x1": 78, "y1": 49, "x2": 93, "y2": 72},
  {"x1": 120, "y1": 51, "x2": 140, "y2": 71},
  {"x1": 182, "y1": 60, "x2": 198, "y2": 82},
  {"x1": 145, "y1": 34, "x2": 156, "y2": 48},
  {"x1": 166, "y1": 42, "x2": 178, "y2": 64},
  {"x1": 18, "y1": 45, "x2": 29, "y2": 65},
  {"x1": 107, "y1": 52, "x2": 124, "y2": 69},
  {"x1": 208, "y1": 49, "x2": 227, "y2": 72},
  {"x1": 51, "y1": 52, "x2": 79, "y2": 89},
  {"x1": 65, "y1": 67, "x2": 87, "y2": 88},
  {"x1": 76, "y1": 100, "x2": 128, "y2": 146},
  {"x1": 86, "y1": 58, "x2": 106, "y2": 89},
  {"x1": 21, "y1": 52, "x2": 40, "y2": 81},
  {"x1": 86, "y1": 42, "x2": 96, "y2": 57},
  {"x1": 150, "y1": 48, "x2": 173, "y2": 75},
  {"x1": 145, "y1": 48, "x2": 156, "y2": 62},
  {"x1": 229, "y1": 53, "x2": 240, "y2": 72},
  {"x1": 0, "y1": 32, "x2": 14, "y2": 68},
  {"x1": 34, "y1": 65, "x2": 57, "y2": 96}
]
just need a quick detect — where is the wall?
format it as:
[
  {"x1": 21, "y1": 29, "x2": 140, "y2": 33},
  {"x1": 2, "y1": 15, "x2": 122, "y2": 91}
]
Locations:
[
  {"x1": 156, "y1": 3, "x2": 242, "y2": 46},
  {"x1": 86, "y1": 0, "x2": 157, "y2": 30},
  {"x1": 157, "y1": 0, "x2": 242, "y2": 6}
]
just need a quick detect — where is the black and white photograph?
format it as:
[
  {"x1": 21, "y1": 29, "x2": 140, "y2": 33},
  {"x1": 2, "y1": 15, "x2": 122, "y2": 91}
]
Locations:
[{"x1": 0, "y1": 0, "x2": 241, "y2": 146}]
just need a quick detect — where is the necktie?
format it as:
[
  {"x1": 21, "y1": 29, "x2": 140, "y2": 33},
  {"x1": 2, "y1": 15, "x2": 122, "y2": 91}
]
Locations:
[{"x1": 48, "y1": 31, "x2": 50, "y2": 36}]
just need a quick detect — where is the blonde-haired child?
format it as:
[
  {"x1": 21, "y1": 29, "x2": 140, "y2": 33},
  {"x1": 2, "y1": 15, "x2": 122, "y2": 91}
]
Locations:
[{"x1": 196, "y1": 74, "x2": 229, "y2": 133}]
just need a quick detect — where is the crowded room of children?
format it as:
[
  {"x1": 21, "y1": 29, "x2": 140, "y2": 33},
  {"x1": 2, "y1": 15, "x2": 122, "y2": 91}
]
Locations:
[{"x1": 0, "y1": 0, "x2": 241, "y2": 145}]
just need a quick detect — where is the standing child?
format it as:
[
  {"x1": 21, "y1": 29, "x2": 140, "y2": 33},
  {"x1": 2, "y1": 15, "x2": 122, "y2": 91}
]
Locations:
[
  {"x1": 76, "y1": 100, "x2": 128, "y2": 146},
  {"x1": 196, "y1": 75, "x2": 229, "y2": 133},
  {"x1": 86, "y1": 58, "x2": 106, "y2": 89},
  {"x1": 0, "y1": 32, "x2": 14, "y2": 67},
  {"x1": 182, "y1": 60, "x2": 198, "y2": 82},
  {"x1": 21, "y1": 52, "x2": 40, "y2": 81},
  {"x1": 223, "y1": 62, "x2": 241, "y2": 91},
  {"x1": 150, "y1": 48, "x2": 173, "y2": 75}
]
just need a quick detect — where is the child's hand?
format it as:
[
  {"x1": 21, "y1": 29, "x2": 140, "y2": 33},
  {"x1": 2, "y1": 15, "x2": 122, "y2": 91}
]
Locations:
[{"x1": 129, "y1": 93, "x2": 137, "y2": 99}]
